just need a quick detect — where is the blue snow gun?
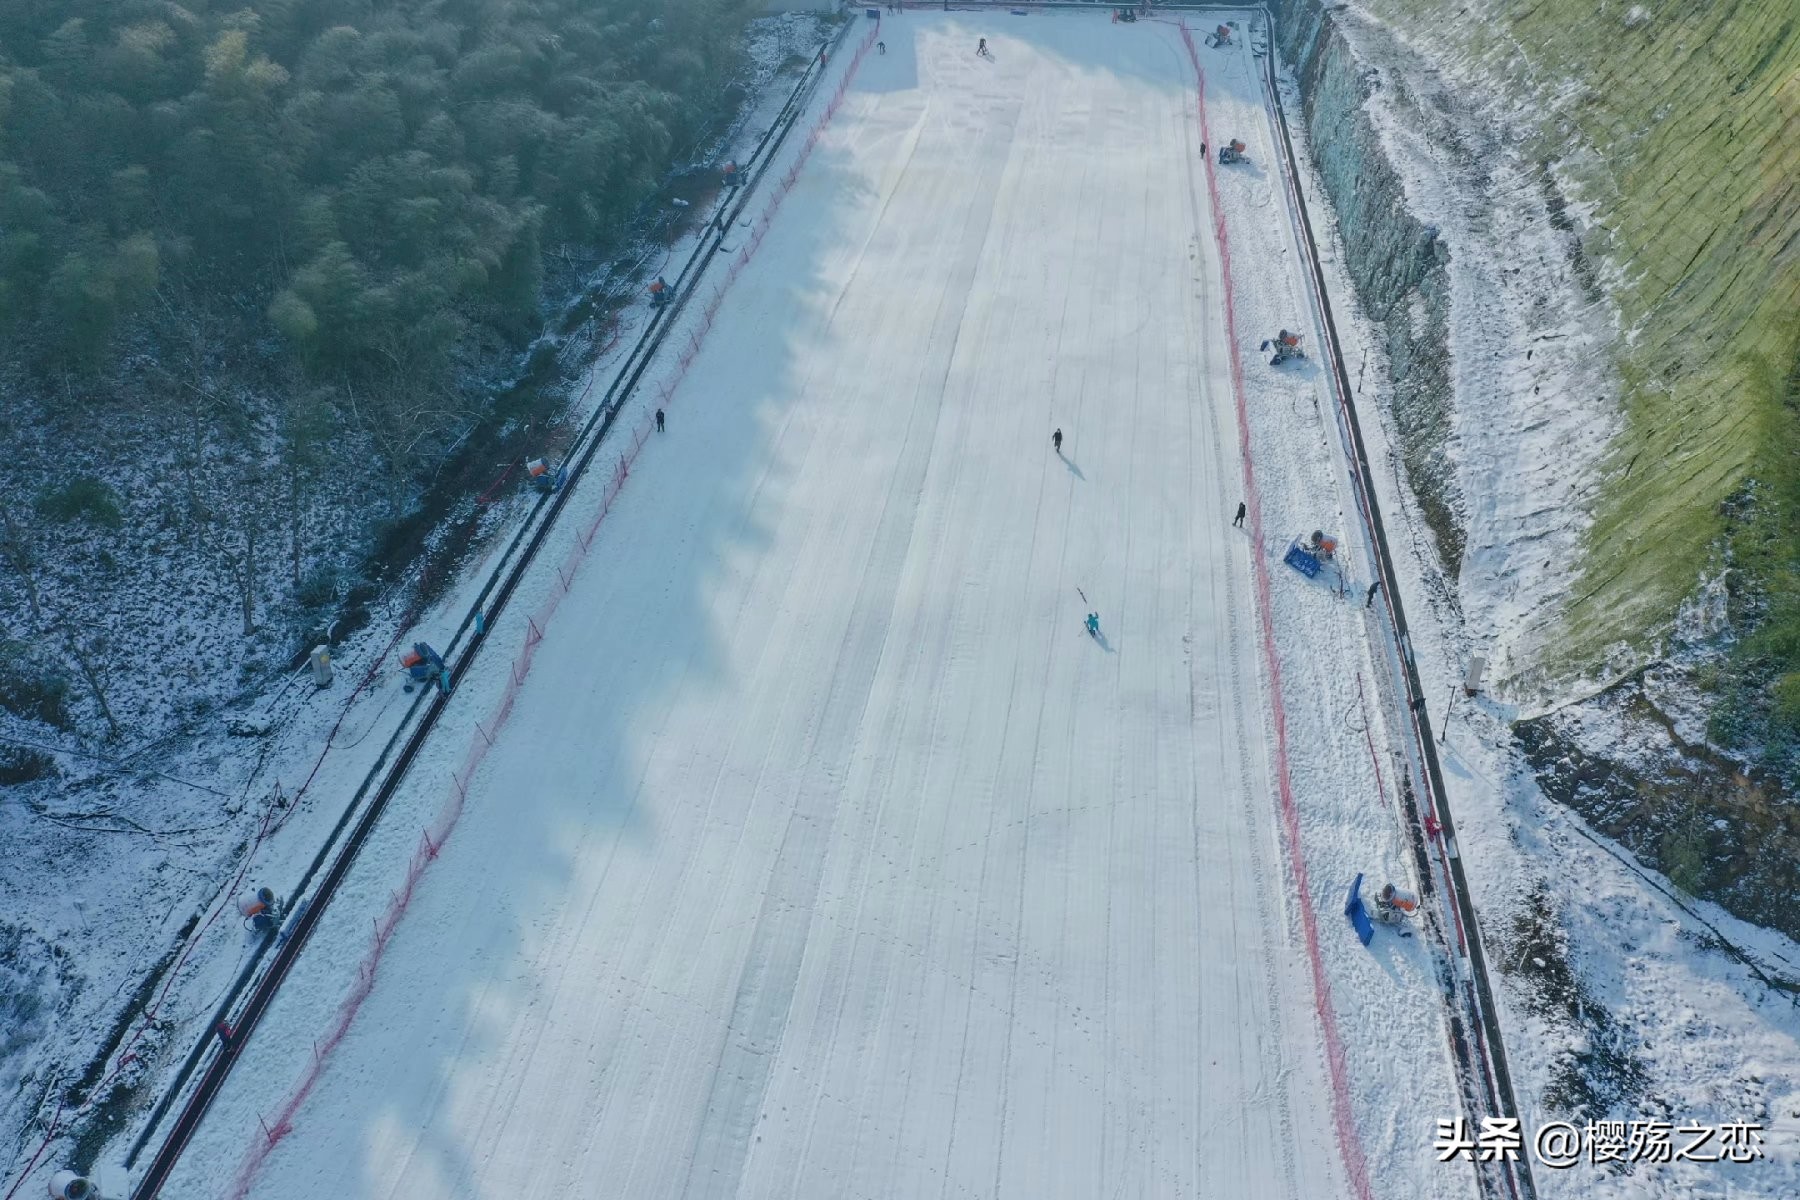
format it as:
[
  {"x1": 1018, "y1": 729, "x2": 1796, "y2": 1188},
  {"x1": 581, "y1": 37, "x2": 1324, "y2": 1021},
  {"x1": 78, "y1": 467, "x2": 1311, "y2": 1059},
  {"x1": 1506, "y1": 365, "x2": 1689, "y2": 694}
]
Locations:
[
  {"x1": 401, "y1": 642, "x2": 451, "y2": 695},
  {"x1": 1345, "y1": 872, "x2": 1375, "y2": 947},
  {"x1": 526, "y1": 458, "x2": 567, "y2": 495},
  {"x1": 401, "y1": 641, "x2": 443, "y2": 681}
]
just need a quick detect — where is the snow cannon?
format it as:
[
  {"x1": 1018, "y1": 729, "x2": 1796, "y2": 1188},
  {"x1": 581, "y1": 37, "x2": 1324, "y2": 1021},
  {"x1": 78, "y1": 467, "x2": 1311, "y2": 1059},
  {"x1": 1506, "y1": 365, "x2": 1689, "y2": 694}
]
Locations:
[
  {"x1": 1114, "y1": 7, "x2": 1138, "y2": 22},
  {"x1": 401, "y1": 641, "x2": 445, "y2": 682},
  {"x1": 1217, "y1": 139, "x2": 1248, "y2": 166},
  {"x1": 1262, "y1": 328, "x2": 1305, "y2": 366},
  {"x1": 1282, "y1": 530, "x2": 1338, "y2": 580},
  {"x1": 721, "y1": 161, "x2": 742, "y2": 189},
  {"x1": 49, "y1": 1173, "x2": 98, "y2": 1200},
  {"x1": 237, "y1": 881, "x2": 282, "y2": 935},
  {"x1": 525, "y1": 457, "x2": 567, "y2": 495},
  {"x1": 238, "y1": 886, "x2": 282, "y2": 935},
  {"x1": 1374, "y1": 882, "x2": 1419, "y2": 926},
  {"x1": 1205, "y1": 22, "x2": 1235, "y2": 48},
  {"x1": 648, "y1": 275, "x2": 672, "y2": 309},
  {"x1": 401, "y1": 641, "x2": 450, "y2": 695}
]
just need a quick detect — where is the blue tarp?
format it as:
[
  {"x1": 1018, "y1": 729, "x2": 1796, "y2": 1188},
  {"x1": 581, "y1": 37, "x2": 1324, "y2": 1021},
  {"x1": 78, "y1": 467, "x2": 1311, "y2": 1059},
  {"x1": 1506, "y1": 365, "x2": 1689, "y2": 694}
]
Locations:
[
  {"x1": 1284, "y1": 544, "x2": 1322, "y2": 578},
  {"x1": 1345, "y1": 872, "x2": 1375, "y2": 946}
]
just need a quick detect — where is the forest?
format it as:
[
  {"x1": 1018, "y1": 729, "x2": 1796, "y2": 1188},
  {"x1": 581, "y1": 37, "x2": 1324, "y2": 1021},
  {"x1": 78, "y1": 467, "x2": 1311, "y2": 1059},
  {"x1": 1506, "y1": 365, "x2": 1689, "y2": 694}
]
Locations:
[
  {"x1": 0, "y1": 0, "x2": 765, "y2": 749},
  {"x1": 0, "y1": 0, "x2": 747, "y2": 374}
]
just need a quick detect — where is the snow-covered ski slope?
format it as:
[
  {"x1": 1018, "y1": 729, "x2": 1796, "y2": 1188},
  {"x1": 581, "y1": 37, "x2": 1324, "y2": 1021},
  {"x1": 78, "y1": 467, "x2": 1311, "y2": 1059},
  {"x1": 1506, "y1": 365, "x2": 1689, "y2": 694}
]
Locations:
[{"x1": 165, "y1": 12, "x2": 1472, "y2": 1200}]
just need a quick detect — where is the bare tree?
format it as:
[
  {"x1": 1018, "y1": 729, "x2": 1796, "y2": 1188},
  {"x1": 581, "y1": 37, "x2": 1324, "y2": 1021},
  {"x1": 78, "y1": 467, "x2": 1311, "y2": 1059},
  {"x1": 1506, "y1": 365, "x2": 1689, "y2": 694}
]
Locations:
[
  {"x1": 234, "y1": 514, "x2": 259, "y2": 635},
  {"x1": 0, "y1": 501, "x2": 45, "y2": 630},
  {"x1": 62, "y1": 630, "x2": 120, "y2": 741},
  {"x1": 290, "y1": 462, "x2": 303, "y2": 591}
]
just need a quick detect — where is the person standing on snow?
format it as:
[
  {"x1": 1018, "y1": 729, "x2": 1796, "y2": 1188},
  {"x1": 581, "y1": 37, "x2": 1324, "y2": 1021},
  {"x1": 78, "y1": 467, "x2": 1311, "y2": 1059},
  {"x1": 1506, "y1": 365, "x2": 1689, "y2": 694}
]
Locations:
[
  {"x1": 977, "y1": 37, "x2": 991, "y2": 58},
  {"x1": 1085, "y1": 612, "x2": 1100, "y2": 638},
  {"x1": 655, "y1": 408, "x2": 666, "y2": 432},
  {"x1": 1053, "y1": 428, "x2": 1063, "y2": 453},
  {"x1": 1232, "y1": 500, "x2": 1246, "y2": 528}
]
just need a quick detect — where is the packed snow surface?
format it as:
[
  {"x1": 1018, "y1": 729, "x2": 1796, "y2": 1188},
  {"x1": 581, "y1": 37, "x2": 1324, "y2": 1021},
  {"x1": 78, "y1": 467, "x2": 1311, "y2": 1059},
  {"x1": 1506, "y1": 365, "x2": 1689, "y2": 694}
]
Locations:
[{"x1": 159, "y1": 13, "x2": 1472, "y2": 1199}]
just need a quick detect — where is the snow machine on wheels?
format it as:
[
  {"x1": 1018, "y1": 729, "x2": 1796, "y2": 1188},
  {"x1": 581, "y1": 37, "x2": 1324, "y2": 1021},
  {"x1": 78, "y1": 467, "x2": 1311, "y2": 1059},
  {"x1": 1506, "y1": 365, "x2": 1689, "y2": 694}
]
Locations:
[
  {"x1": 1261, "y1": 328, "x2": 1305, "y2": 366},
  {"x1": 648, "y1": 274, "x2": 672, "y2": 309},
  {"x1": 1283, "y1": 529, "x2": 1338, "y2": 579},
  {"x1": 1374, "y1": 883, "x2": 1419, "y2": 929},
  {"x1": 1345, "y1": 874, "x2": 1417, "y2": 944},
  {"x1": 400, "y1": 640, "x2": 451, "y2": 694},
  {"x1": 525, "y1": 456, "x2": 568, "y2": 495},
  {"x1": 1204, "y1": 22, "x2": 1236, "y2": 48},
  {"x1": 1217, "y1": 139, "x2": 1248, "y2": 166},
  {"x1": 49, "y1": 1171, "x2": 101, "y2": 1200},
  {"x1": 237, "y1": 885, "x2": 284, "y2": 936}
]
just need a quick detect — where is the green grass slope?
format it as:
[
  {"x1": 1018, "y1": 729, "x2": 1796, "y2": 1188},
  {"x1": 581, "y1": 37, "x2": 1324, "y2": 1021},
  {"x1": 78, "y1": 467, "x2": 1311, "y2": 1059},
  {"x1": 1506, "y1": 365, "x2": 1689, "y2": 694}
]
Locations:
[{"x1": 1366, "y1": 0, "x2": 1799, "y2": 744}]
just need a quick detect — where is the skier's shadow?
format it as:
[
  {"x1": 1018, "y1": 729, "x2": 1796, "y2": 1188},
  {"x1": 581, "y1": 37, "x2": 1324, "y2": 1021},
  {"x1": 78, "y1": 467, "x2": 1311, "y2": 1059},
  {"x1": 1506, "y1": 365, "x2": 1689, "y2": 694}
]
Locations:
[
  {"x1": 1057, "y1": 451, "x2": 1085, "y2": 480},
  {"x1": 1092, "y1": 630, "x2": 1114, "y2": 653}
]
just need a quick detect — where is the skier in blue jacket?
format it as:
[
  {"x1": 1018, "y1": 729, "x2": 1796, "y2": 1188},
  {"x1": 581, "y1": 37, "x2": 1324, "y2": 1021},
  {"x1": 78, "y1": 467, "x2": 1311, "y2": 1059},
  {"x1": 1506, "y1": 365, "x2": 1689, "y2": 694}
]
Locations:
[{"x1": 1085, "y1": 613, "x2": 1100, "y2": 638}]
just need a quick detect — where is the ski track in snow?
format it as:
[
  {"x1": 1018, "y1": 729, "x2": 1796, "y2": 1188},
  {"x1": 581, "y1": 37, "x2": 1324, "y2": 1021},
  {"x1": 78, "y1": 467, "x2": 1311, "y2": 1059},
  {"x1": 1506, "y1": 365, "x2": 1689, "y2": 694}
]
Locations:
[{"x1": 157, "y1": 14, "x2": 1475, "y2": 1199}]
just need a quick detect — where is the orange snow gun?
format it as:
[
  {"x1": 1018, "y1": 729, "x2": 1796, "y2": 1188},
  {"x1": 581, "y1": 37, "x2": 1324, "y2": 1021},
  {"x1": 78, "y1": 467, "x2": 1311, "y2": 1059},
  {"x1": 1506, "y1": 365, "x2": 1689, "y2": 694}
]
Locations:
[
  {"x1": 237, "y1": 886, "x2": 281, "y2": 934},
  {"x1": 648, "y1": 276, "x2": 672, "y2": 308},
  {"x1": 1264, "y1": 328, "x2": 1306, "y2": 365},
  {"x1": 401, "y1": 641, "x2": 446, "y2": 684},
  {"x1": 1218, "y1": 140, "x2": 1248, "y2": 166},
  {"x1": 1376, "y1": 883, "x2": 1419, "y2": 921},
  {"x1": 721, "y1": 161, "x2": 742, "y2": 188}
]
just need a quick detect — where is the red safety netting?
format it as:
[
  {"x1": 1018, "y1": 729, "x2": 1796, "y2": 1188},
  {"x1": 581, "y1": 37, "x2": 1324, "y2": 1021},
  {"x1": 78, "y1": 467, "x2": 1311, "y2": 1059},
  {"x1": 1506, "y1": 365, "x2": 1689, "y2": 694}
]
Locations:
[{"x1": 1174, "y1": 20, "x2": 1375, "y2": 1200}]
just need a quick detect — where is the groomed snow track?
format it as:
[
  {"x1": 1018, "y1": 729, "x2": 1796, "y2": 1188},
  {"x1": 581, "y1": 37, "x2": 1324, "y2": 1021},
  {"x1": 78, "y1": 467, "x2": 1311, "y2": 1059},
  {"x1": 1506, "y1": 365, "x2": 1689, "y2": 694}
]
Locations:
[{"x1": 63, "y1": 10, "x2": 1532, "y2": 1200}]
